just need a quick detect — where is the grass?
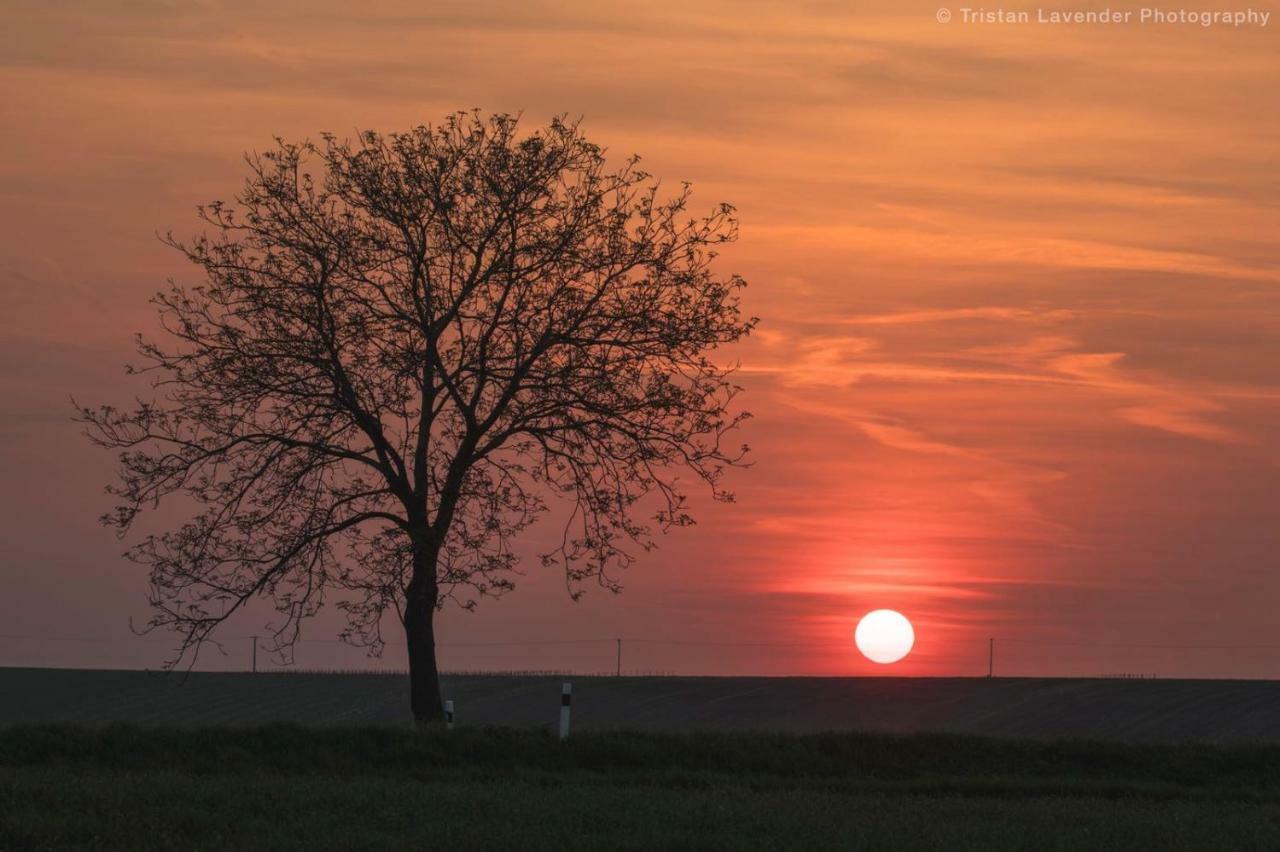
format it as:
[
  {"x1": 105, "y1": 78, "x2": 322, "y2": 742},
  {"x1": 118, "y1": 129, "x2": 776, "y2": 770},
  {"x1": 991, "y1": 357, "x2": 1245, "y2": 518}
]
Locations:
[{"x1": 4, "y1": 725, "x2": 1280, "y2": 850}]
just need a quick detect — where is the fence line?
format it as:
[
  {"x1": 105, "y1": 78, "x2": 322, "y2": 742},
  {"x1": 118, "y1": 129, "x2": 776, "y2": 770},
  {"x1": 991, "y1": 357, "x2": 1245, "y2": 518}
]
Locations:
[
  {"x1": 5, "y1": 631, "x2": 1280, "y2": 650},
  {"x1": 3, "y1": 631, "x2": 1279, "y2": 679}
]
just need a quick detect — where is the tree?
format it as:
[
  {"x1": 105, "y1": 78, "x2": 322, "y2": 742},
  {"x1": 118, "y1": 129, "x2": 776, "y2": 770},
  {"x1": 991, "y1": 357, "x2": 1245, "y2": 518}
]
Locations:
[{"x1": 80, "y1": 112, "x2": 754, "y2": 723}]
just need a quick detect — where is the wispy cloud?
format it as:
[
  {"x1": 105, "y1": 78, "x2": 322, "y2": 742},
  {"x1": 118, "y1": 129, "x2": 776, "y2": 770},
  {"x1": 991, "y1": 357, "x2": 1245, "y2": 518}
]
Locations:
[{"x1": 1049, "y1": 351, "x2": 1244, "y2": 443}]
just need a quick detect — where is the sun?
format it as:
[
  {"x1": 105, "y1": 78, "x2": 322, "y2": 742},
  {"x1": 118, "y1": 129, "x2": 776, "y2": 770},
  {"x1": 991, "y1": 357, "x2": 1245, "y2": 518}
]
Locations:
[{"x1": 854, "y1": 609, "x2": 915, "y2": 664}]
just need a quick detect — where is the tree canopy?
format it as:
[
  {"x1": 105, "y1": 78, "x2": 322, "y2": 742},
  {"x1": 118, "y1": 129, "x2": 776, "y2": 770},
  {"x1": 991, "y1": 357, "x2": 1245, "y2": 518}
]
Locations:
[{"x1": 81, "y1": 112, "x2": 754, "y2": 719}]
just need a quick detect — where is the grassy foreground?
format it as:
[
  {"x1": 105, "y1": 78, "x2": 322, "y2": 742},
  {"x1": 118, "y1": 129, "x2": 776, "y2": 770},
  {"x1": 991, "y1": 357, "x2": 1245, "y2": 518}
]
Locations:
[{"x1": 3, "y1": 725, "x2": 1280, "y2": 850}]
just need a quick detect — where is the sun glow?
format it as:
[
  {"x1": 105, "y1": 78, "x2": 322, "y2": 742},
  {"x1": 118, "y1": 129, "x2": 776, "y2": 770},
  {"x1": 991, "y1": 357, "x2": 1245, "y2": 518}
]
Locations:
[{"x1": 854, "y1": 609, "x2": 915, "y2": 664}]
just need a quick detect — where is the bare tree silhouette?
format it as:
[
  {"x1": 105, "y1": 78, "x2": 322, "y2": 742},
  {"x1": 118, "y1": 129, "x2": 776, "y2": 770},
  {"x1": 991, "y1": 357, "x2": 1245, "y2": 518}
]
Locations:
[{"x1": 79, "y1": 112, "x2": 754, "y2": 722}]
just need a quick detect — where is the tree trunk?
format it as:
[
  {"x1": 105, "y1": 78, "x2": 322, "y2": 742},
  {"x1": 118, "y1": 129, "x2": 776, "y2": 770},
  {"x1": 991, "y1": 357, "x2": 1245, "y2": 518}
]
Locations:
[{"x1": 404, "y1": 540, "x2": 443, "y2": 726}]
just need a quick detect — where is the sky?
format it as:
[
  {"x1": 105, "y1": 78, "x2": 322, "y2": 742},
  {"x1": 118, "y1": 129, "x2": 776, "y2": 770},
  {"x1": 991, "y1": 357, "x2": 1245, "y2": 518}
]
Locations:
[{"x1": 2, "y1": 0, "x2": 1279, "y2": 677}]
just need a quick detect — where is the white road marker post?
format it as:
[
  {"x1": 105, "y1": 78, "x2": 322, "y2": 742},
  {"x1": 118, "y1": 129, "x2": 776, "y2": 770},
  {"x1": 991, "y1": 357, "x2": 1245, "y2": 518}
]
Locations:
[
  {"x1": 444, "y1": 700, "x2": 455, "y2": 730},
  {"x1": 558, "y1": 682, "x2": 572, "y2": 740}
]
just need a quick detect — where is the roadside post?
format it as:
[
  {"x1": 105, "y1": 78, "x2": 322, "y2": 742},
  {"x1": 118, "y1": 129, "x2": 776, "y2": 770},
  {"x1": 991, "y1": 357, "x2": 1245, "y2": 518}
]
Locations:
[
  {"x1": 559, "y1": 683, "x2": 572, "y2": 739},
  {"x1": 445, "y1": 699, "x2": 455, "y2": 730}
]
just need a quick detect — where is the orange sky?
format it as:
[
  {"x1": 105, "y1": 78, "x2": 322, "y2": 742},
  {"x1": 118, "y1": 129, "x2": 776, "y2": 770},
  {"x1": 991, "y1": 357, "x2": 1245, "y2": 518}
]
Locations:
[{"x1": 3, "y1": 0, "x2": 1279, "y2": 677}]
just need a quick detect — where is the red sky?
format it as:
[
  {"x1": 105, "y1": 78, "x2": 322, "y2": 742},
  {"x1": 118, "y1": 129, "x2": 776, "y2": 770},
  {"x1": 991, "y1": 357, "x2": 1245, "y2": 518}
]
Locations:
[{"x1": 2, "y1": 0, "x2": 1279, "y2": 677}]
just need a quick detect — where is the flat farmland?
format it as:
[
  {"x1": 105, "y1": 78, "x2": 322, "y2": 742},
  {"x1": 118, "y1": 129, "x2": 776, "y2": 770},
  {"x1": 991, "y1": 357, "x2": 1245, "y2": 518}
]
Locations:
[
  {"x1": 5, "y1": 668, "x2": 1280, "y2": 741},
  {"x1": 6, "y1": 724, "x2": 1280, "y2": 850},
  {"x1": 8, "y1": 672, "x2": 1280, "y2": 849}
]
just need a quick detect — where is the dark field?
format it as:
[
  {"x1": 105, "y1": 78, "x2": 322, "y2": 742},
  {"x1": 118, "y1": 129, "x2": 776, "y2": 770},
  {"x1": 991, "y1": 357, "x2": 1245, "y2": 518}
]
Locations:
[
  {"x1": 7, "y1": 668, "x2": 1280, "y2": 742},
  {"x1": 4, "y1": 725, "x2": 1280, "y2": 850},
  {"x1": 8, "y1": 671, "x2": 1280, "y2": 848}
]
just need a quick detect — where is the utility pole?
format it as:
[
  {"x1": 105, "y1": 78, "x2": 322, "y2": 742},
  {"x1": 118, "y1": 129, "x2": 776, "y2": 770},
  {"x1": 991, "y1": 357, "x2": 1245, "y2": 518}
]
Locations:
[
  {"x1": 616, "y1": 638, "x2": 622, "y2": 677},
  {"x1": 251, "y1": 635, "x2": 258, "y2": 673},
  {"x1": 987, "y1": 637, "x2": 994, "y2": 678}
]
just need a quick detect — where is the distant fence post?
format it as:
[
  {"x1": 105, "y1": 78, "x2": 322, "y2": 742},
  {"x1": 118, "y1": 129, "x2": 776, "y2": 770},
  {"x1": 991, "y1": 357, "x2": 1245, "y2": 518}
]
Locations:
[
  {"x1": 445, "y1": 699, "x2": 455, "y2": 730},
  {"x1": 559, "y1": 682, "x2": 572, "y2": 739},
  {"x1": 252, "y1": 635, "x2": 258, "y2": 673}
]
